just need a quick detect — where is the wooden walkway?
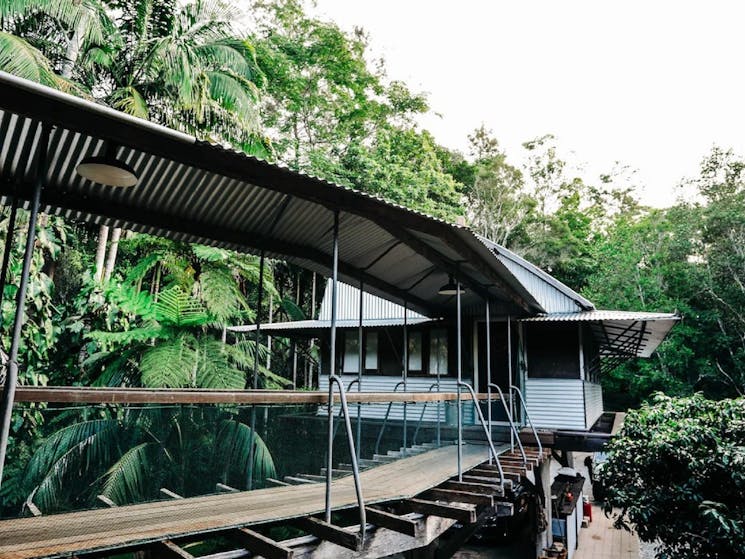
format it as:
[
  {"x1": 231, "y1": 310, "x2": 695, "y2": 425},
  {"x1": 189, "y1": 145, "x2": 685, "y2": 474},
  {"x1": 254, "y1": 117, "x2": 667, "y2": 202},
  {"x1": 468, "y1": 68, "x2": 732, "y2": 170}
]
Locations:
[{"x1": 0, "y1": 444, "x2": 494, "y2": 559}]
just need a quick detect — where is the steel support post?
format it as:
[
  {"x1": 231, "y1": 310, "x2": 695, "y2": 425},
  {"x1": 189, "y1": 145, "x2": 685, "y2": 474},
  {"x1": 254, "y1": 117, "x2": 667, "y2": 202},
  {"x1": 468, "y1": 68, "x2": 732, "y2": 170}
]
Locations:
[
  {"x1": 507, "y1": 316, "x2": 514, "y2": 451},
  {"x1": 402, "y1": 300, "x2": 408, "y2": 457},
  {"x1": 246, "y1": 251, "x2": 266, "y2": 490},
  {"x1": 485, "y1": 299, "x2": 492, "y2": 464},
  {"x1": 0, "y1": 124, "x2": 49, "y2": 490},
  {"x1": 356, "y1": 278, "x2": 363, "y2": 460},
  {"x1": 325, "y1": 210, "x2": 340, "y2": 521},
  {"x1": 456, "y1": 281, "x2": 462, "y2": 481},
  {"x1": 0, "y1": 197, "x2": 19, "y2": 316}
]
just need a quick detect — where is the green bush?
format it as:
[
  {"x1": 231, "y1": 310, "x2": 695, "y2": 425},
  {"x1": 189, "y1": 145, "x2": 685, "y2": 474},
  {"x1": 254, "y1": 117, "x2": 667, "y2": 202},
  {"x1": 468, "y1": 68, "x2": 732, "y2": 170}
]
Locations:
[{"x1": 600, "y1": 393, "x2": 745, "y2": 559}]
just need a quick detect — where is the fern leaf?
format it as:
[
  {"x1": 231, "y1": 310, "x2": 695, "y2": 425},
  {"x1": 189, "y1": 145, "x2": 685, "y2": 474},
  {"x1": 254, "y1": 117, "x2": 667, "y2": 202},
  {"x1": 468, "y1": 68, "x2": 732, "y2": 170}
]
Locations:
[
  {"x1": 154, "y1": 286, "x2": 208, "y2": 327},
  {"x1": 140, "y1": 334, "x2": 197, "y2": 388}
]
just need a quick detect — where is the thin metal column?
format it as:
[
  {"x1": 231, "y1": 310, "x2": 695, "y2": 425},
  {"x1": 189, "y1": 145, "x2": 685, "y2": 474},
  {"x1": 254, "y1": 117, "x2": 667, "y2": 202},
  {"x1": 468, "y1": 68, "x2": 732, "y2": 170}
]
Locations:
[
  {"x1": 402, "y1": 300, "x2": 408, "y2": 457},
  {"x1": 0, "y1": 124, "x2": 49, "y2": 489},
  {"x1": 485, "y1": 299, "x2": 492, "y2": 464},
  {"x1": 356, "y1": 278, "x2": 363, "y2": 460},
  {"x1": 325, "y1": 210, "x2": 340, "y2": 521},
  {"x1": 246, "y1": 250, "x2": 265, "y2": 490},
  {"x1": 456, "y1": 281, "x2": 463, "y2": 481},
  {"x1": 507, "y1": 315, "x2": 514, "y2": 451},
  {"x1": 0, "y1": 197, "x2": 19, "y2": 315}
]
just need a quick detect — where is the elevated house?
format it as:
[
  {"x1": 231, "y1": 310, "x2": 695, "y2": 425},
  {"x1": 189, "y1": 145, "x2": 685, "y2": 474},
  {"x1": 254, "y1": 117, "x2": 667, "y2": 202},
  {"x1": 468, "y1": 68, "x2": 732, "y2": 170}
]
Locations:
[
  {"x1": 232, "y1": 240, "x2": 678, "y2": 436},
  {"x1": 0, "y1": 70, "x2": 681, "y2": 558}
]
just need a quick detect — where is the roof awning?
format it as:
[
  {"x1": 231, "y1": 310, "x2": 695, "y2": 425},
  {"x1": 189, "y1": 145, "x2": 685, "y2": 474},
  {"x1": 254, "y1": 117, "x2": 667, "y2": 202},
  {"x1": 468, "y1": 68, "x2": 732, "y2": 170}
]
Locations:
[
  {"x1": 520, "y1": 310, "x2": 680, "y2": 358},
  {"x1": 0, "y1": 71, "x2": 550, "y2": 317}
]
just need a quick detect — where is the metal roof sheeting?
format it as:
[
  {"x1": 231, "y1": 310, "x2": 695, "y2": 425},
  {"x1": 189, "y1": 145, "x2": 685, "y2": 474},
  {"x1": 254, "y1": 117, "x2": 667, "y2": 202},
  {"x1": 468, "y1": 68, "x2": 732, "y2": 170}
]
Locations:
[
  {"x1": 0, "y1": 71, "x2": 543, "y2": 318},
  {"x1": 317, "y1": 280, "x2": 428, "y2": 321},
  {"x1": 521, "y1": 310, "x2": 680, "y2": 358}
]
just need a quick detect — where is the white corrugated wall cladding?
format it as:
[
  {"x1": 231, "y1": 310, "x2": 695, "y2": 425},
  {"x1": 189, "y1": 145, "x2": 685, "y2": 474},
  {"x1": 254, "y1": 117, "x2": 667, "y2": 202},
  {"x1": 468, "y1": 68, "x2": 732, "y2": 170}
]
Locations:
[
  {"x1": 583, "y1": 382, "x2": 604, "y2": 429},
  {"x1": 318, "y1": 374, "x2": 474, "y2": 424},
  {"x1": 318, "y1": 281, "x2": 428, "y2": 321},
  {"x1": 525, "y1": 379, "x2": 587, "y2": 431}
]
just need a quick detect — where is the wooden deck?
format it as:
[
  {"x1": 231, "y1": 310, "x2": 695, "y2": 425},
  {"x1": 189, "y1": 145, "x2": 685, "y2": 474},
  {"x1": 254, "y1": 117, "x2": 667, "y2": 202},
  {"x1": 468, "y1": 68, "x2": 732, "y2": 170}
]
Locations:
[{"x1": 0, "y1": 444, "x2": 494, "y2": 559}]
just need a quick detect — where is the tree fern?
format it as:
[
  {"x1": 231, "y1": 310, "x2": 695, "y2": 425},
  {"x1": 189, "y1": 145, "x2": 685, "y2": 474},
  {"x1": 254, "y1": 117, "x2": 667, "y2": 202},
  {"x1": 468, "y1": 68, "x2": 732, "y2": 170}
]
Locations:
[
  {"x1": 140, "y1": 334, "x2": 197, "y2": 388},
  {"x1": 154, "y1": 286, "x2": 208, "y2": 327}
]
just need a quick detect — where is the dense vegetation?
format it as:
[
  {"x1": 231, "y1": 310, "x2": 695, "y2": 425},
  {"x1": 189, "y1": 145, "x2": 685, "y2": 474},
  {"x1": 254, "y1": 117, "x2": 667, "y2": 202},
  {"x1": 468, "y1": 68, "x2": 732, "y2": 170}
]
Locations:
[
  {"x1": 0, "y1": 0, "x2": 744, "y2": 540},
  {"x1": 601, "y1": 394, "x2": 745, "y2": 558}
]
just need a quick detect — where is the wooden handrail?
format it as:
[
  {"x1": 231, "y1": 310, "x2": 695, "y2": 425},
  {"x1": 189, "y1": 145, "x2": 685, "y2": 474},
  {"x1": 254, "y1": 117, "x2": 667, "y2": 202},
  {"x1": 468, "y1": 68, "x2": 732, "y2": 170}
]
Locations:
[{"x1": 5, "y1": 386, "x2": 492, "y2": 405}]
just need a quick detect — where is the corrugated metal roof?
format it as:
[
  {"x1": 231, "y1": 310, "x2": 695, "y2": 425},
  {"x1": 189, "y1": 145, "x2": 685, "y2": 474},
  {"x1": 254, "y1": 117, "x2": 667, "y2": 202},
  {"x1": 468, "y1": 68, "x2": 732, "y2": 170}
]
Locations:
[
  {"x1": 521, "y1": 310, "x2": 680, "y2": 358},
  {"x1": 0, "y1": 71, "x2": 544, "y2": 318},
  {"x1": 478, "y1": 236, "x2": 595, "y2": 313}
]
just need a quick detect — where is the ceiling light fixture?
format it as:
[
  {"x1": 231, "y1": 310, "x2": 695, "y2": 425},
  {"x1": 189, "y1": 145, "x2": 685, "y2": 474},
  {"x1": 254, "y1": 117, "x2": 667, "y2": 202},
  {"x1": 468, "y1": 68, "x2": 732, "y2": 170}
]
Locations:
[
  {"x1": 76, "y1": 142, "x2": 138, "y2": 187},
  {"x1": 438, "y1": 275, "x2": 465, "y2": 296}
]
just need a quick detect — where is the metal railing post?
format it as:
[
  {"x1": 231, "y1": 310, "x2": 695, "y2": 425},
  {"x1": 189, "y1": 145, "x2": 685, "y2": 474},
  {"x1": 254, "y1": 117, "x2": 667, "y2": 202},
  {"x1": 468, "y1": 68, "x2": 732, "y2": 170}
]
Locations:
[
  {"x1": 326, "y1": 375, "x2": 366, "y2": 544},
  {"x1": 412, "y1": 382, "x2": 440, "y2": 445},
  {"x1": 489, "y1": 383, "x2": 527, "y2": 468},
  {"x1": 510, "y1": 384, "x2": 542, "y2": 455},
  {"x1": 457, "y1": 381, "x2": 505, "y2": 491},
  {"x1": 357, "y1": 279, "x2": 363, "y2": 460},
  {"x1": 507, "y1": 316, "x2": 514, "y2": 451},
  {"x1": 374, "y1": 380, "x2": 406, "y2": 455},
  {"x1": 402, "y1": 301, "x2": 408, "y2": 457}
]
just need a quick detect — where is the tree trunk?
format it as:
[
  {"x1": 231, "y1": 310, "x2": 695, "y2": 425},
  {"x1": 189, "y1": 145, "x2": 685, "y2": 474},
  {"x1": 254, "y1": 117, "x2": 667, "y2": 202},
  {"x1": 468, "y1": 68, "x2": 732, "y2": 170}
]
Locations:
[
  {"x1": 103, "y1": 227, "x2": 121, "y2": 281},
  {"x1": 94, "y1": 225, "x2": 110, "y2": 282},
  {"x1": 60, "y1": 14, "x2": 87, "y2": 79}
]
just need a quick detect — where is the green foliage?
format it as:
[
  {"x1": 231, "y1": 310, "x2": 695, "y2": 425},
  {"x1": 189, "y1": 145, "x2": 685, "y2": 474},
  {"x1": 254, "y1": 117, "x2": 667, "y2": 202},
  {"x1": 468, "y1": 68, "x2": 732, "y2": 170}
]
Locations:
[
  {"x1": 600, "y1": 393, "x2": 745, "y2": 558},
  {"x1": 11, "y1": 406, "x2": 276, "y2": 512}
]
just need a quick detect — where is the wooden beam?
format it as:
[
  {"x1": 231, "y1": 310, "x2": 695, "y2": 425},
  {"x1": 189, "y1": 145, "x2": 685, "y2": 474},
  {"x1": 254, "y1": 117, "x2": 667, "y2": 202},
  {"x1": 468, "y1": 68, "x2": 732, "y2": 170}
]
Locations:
[
  {"x1": 156, "y1": 540, "x2": 194, "y2": 559},
  {"x1": 365, "y1": 507, "x2": 418, "y2": 537},
  {"x1": 96, "y1": 495, "x2": 117, "y2": 508},
  {"x1": 229, "y1": 527, "x2": 294, "y2": 559},
  {"x1": 424, "y1": 488, "x2": 493, "y2": 507},
  {"x1": 398, "y1": 498, "x2": 476, "y2": 524},
  {"x1": 25, "y1": 501, "x2": 42, "y2": 517},
  {"x1": 215, "y1": 483, "x2": 239, "y2": 493},
  {"x1": 7, "y1": 386, "x2": 488, "y2": 405},
  {"x1": 266, "y1": 478, "x2": 290, "y2": 487},
  {"x1": 292, "y1": 517, "x2": 360, "y2": 551},
  {"x1": 441, "y1": 480, "x2": 503, "y2": 496}
]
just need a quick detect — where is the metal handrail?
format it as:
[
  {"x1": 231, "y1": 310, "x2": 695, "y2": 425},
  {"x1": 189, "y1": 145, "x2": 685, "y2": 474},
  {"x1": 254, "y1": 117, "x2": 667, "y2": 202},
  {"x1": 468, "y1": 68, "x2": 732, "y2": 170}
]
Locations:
[
  {"x1": 510, "y1": 384, "x2": 542, "y2": 455},
  {"x1": 373, "y1": 380, "x2": 406, "y2": 455},
  {"x1": 412, "y1": 382, "x2": 441, "y2": 445},
  {"x1": 456, "y1": 381, "x2": 504, "y2": 489},
  {"x1": 326, "y1": 375, "x2": 366, "y2": 543},
  {"x1": 332, "y1": 379, "x2": 359, "y2": 441},
  {"x1": 488, "y1": 383, "x2": 527, "y2": 467}
]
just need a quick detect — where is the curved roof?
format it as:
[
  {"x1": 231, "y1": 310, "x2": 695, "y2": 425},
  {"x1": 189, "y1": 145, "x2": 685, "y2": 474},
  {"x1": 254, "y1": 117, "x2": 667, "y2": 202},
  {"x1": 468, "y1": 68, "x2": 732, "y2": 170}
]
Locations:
[{"x1": 0, "y1": 71, "x2": 546, "y2": 317}]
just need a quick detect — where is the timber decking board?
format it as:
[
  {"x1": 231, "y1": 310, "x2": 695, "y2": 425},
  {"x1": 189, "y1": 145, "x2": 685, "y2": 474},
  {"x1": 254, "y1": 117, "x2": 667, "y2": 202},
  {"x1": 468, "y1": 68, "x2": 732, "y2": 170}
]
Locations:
[{"x1": 0, "y1": 444, "x2": 496, "y2": 559}]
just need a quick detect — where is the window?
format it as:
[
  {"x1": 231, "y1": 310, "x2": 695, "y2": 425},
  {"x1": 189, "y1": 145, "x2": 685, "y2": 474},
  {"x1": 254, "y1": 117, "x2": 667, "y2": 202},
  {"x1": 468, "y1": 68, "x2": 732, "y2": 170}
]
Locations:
[
  {"x1": 429, "y1": 329, "x2": 448, "y2": 375},
  {"x1": 365, "y1": 332, "x2": 378, "y2": 370},
  {"x1": 408, "y1": 331, "x2": 423, "y2": 372},
  {"x1": 342, "y1": 333, "x2": 359, "y2": 373}
]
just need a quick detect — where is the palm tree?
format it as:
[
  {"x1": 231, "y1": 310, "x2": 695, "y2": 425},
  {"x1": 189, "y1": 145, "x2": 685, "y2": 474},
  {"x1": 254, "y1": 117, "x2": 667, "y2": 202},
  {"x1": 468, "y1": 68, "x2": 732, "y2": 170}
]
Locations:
[{"x1": 16, "y1": 404, "x2": 276, "y2": 513}]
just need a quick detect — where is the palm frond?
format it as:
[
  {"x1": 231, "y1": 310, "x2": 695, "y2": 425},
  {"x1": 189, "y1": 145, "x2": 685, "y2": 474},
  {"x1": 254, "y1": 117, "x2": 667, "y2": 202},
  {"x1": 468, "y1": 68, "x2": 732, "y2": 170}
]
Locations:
[
  {"x1": 216, "y1": 419, "x2": 276, "y2": 485},
  {"x1": 0, "y1": 32, "x2": 58, "y2": 87},
  {"x1": 98, "y1": 442, "x2": 157, "y2": 505},
  {"x1": 23, "y1": 418, "x2": 121, "y2": 511},
  {"x1": 280, "y1": 297, "x2": 306, "y2": 321},
  {"x1": 109, "y1": 85, "x2": 149, "y2": 119}
]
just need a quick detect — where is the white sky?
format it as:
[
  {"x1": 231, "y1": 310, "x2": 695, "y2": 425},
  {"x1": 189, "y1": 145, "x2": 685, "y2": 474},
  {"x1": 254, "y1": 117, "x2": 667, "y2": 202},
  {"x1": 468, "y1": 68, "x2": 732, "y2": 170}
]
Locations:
[{"x1": 307, "y1": 0, "x2": 745, "y2": 208}]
